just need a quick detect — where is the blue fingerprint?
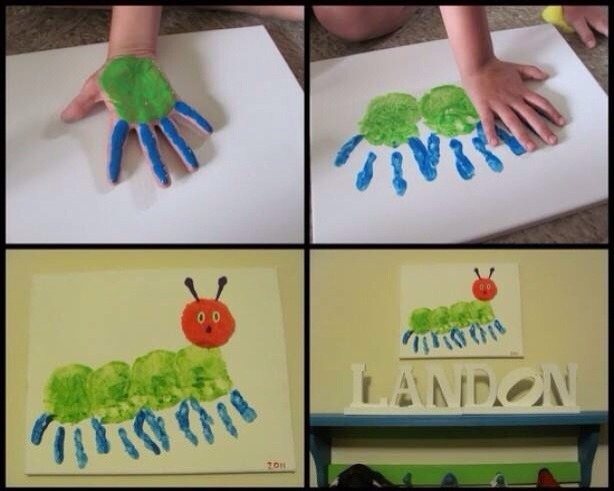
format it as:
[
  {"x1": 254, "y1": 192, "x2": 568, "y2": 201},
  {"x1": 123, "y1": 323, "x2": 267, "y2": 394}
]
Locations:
[
  {"x1": 188, "y1": 398, "x2": 215, "y2": 444},
  {"x1": 427, "y1": 133, "x2": 440, "y2": 166},
  {"x1": 495, "y1": 125, "x2": 526, "y2": 155},
  {"x1": 143, "y1": 408, "x2": 170, "y2": 451},
  {"x1": 91, "y1": 418, "x2": 109, "y2": 454},
  {"x1": 108, "y1": 119, "x2": 129, "y2": 183},
  {"x1": 478, "y1": 325, "x2": 487, "y2": 343},
  {"x1": 402, "y1": 330, "x2": 413, "y2": 345},
  {"x1": 138, "y1": 124, "x2": 170, "y2": 186},
  {"x1": 422, "y1": 337, "x2": 429, "y2": 355},
  {"x1": 230, "y1": 390, "x2": 258, "y2": 423},
  {"x1": 488, "y1": 324, "x2": 498, "y2": 340},
  {"x1": 118, "y1": 427, "x2": 140, "y2": 459},
  {"x1": 159, "y1": 116, "x2": 199, "y2": 170},
  {"x1": 443, "y1": 336, "x2": 453, "y2": 350},
  {"x1": 174, "y1": 100, "x2": 214, "y2": 133},
  {"x1": 74, "y1": 428, "x2": 88, "y2": 469},
  {"x1": 53, "y1": 426, "x2": 65, "y2": 464},
  {"x1": 390, "y1": 151, "x2": 407, "y2": 196},
  {"x1": 413, "y1": 335, "x2": 420, "y2": 353},
  {"x1": 31, "y1": 412, "x2": 53, "y2": 445},
  {"x1": 356, "y1": 151, "x2": 376, "y2": 191},
  {"x1": 134, "y1": 408, "x2": 161, "y2": 455},
  {"x1": 175, "y1": 400, "x2": 198, "y2": 446},
  {"x1": 217, "y1": 402, "x2": 238, "y2": 438},
  {"x1": 494, "y1": 320, "x2": 506, "y2": 334},
  {"x1": 408, "y1": 137, "x2": 437, "y2": 181},
  {"x1": 450, "y1": 328, "x2": 463, "y2": 348},
  {"x1": 431, "y1": 332, "x2": 440, "y2": 348},
  {"x1": 469, "y1": 324, "x2": 479, "y2": 344},
  {"x1": 472, "y1": 136, "x2": 503, "y2": 172},
  {"x1": 450, "y1": 139, "x2": 475, "y2": 180},
  {"x1": 335, "y1": 134, "x2": 364, "y2": 166}
]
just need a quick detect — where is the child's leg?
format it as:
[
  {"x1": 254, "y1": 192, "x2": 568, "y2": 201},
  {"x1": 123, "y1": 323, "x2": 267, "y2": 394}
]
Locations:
[{"x1": 313, "y1": 6, "x2": 415, "y2": 41}]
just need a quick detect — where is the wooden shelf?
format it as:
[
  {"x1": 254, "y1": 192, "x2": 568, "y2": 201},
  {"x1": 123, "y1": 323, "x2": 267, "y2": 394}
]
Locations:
[{"x1": 309, "y1": 411, "x2": 607, "y2": 487}]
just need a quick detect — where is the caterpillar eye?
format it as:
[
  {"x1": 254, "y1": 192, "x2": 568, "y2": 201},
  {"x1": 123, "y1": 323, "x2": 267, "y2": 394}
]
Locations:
[
  {"x1": 197, "y1": 311, "x2": 205, "y2": 324},
  {"x1": 212, "y1": 311, "x2": 220, "y2": 323},
  {"x1": 487, "y1": 284, "x2": 491, "y2": 290}
]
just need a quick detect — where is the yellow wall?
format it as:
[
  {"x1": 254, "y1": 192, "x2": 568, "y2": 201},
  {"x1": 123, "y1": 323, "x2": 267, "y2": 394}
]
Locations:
[
  {"x1": 310, "y1": 249, "x2": 608, "y2": 487},
  {"x1": 7, "y1": 249, "x2": 303, "y2": 487}
]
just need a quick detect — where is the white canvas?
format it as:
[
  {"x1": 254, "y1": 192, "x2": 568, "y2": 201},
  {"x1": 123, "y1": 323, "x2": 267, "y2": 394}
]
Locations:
[
  {"x1": 7, "y1": 26, "x2": 304, "y2": 243},
  {"x1": 311, "y1": 25, "x2": 608, "y2": 243},
  {"x1": 25, "y1": 268, "x2": 295, "y2": 474},
  {"x1": 400, "y1": 264, "x2": 523, "y2": 359}
]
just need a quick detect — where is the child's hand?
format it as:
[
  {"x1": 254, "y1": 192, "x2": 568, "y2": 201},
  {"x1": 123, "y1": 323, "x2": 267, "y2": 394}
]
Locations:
[
  {"x1": 61, "y1": 55, "x2": 213, "y2": 187},
  {"x1": 461, "y1": 57, "x2": 565, "y2": 152},
  {"x1": 563, "y1": 5, "x2": 608, "y2": 48}
]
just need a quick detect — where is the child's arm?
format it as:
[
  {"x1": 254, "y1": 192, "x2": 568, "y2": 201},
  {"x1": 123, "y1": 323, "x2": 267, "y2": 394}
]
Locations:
[
  {"x1": 440, "y1": 6, "x2": 565, "y2": 151},
  {"x1": 61, "y1": 6, "x2": 161, "y2": 122}
]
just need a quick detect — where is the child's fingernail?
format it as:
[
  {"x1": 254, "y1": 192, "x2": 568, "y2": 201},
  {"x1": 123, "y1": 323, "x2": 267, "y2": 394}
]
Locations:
[
  {"x1": 489, "y1": 138, "x2": 497, "y2": 146},
  {"x1": 526, "y1": 142, "x2": 535, "y2": 151},
  {"x1": 548, "y1": 135, "x2": 557, "y2": 144},
  {"x1": 588, "y1": 40, "x2": 596, "y2": 47},
  {"x1": 558, "y1": 116, "x2": 565, "y2": 125}
]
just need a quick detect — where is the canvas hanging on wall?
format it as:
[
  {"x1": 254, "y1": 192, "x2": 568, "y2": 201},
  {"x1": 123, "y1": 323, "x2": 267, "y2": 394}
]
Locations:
[
  {"x1": 400, "y1": 263, "x2": 523, "y2": 359},
  {"x1": 25, "y1": 268, "x2": 295, "y2": 474}
]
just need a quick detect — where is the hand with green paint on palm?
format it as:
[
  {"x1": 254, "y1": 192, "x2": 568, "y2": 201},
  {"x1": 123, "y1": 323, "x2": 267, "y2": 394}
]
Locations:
[{"x1": 61, "y1": 6, "x2": 213, "y2": 187}]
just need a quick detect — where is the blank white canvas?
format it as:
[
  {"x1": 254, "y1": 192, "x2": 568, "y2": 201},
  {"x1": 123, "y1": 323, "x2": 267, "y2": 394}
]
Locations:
[
  {"x1": 7, "y1": 26, "x2": 304, "y2": 243},
  {"x1": 399, "y1": 264, "x2": 523, "y2": 359},
  {"x1": 25, "y1": 268, "x2": 295, "y2": 474},
  {"x1": 311, "y1": 25, "x2": 608, "y2": 243}
]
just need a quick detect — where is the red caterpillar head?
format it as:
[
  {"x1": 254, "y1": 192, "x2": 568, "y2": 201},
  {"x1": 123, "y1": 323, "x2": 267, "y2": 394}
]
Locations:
[
  {"x1": 472, "y1": 267, "x2": 498, "y2": 301},
  {"x1": 181, "y1": 277, "x2": 235, "y2": 348}
]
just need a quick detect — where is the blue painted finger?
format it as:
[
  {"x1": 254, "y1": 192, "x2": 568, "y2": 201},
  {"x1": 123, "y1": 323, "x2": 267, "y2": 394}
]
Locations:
[
  {"x1": 472, "y1": 133, "x2": 503, "y2": 172},
  {"x1": 31, "y1": 412, "x2": 53, "y2": 445},
  {"x1": 91, "y1": 418, "x2": 110, "y2": 454},
  {"x1": 74, "y1": 428, "x2": 88, "y2": 469},
  {"x1": 469, "y1": 324, "x2": 479, "y2": 344},
  {"x1": 335, "y1": 134, "x2": 363, "y2": 166},
  {"x1": 427, "y1": 133, "x2": 440, "y2": 166},
  {"x1": 159, "y1": 116, "x2": 199, "y2": 171},
  {"x1": 356, "y1": 151, "x2": 376, "y2": 191},
  {"x1": 118, "y1": 427, "x2": 140, "y2": 459},
  {"x1": 176, "y1": 400, "x2": 198, "y2": 446},
  {"x1": 54, "y1": 426, "x2": 65, "y2": 464},
  {"x1": 390, "y1": 151, "x2": 407, "y2": 196},
  {"x1": 230, "y1": 389, "x2": 257, "y2": 423},
  {"x1": 494, "y1": 124, "x2": 526, "y2": 155},
  {"x1": 413, "y1": 335, "x2": 420, "y2": 353},
  {"x1": 443, "y1": 336, "x2": 453, "y2": 350},
  {"x1": 143, "y1": 408, "x2": 170, "y2": 451},
  {"x1": 402, "y1": 330, "x2": 413, "y2": 345},
  {"x1": 134, "y1": 408, "x2": 160, "y2": 455},
  {"x1": 479, "y1": 325, "x2": 487, "y2": 343},
  {"x1": 450, "y1": 139, "x2": 475, "y2": 180},
  {"x1": 217, "y1": 402, "x2": 238, "y2": 438},
  {"x1": 137, "y1": 123, "x2": 170, "y2": 186},
  {"x1": 431, "y1": 332, "x2": 440, "y2": 348},
  {"x1": 494, "y1": 320, "x2": 506, "y2": 334},
  {"x1": 108, "y1": 119, "x2": 130, "y2": 184},
  {"x1": 450, "y1": 328, "x2": 464, "y2": 348},
  {"x1": 174, "y1": 100, "x2": 214, "y2": 134},
  {"x1": 408, "y1": 137, "x2": 437, "y2": 181},
  {"x1": 189, "y1": 398, "x2": 215, "y2": 444},
  {"x1": 422, "y1": 336, "x2": 429, "y2": 355},
  {"x1": 488, "y1": 324, "x2": 498, "y2": 340}
]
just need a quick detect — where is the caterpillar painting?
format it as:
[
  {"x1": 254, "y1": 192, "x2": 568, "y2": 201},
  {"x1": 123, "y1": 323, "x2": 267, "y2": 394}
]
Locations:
[{"x1": 29, "y1": 276, "x2": 256, "y2": 469}]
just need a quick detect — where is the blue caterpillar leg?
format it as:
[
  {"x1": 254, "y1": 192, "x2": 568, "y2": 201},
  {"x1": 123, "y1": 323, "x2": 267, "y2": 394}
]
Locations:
[
  {"x1": 143, "y1": 408, "x2": 170, "y2": 451},
  {"x1": 413, "y1": 335, "x2": 420, "y2": 353},
  {"x1": 230, "y1": 390, "x2": 257, "y2": 423},
  {"x1": 449, "y1": 328, "x2": 463, "y2": 348},
  {"x1": 118, "y1": 427, "x2": 140, "y2": 459},
  {"x1": 450, "y1": 139, "x2": 475, "y2": 180},
  {"x1": 108, "y1": 119, "x2": 130, "y2": 183},
  {"x1": 217, "y1": 402, "x2": 238, "y2": 438},
  {"x1": 431, "y1": 332, "x2": 440, "y2": 348},
  {"x1": 488, "y1": 324, "x2": 498, "y2": 340},
  {"x1": 74, "y1": 428, "x2": 88, "y2": 469},
  {"x1": 176, "y1": 400, "x2": 198, "y2": 446},
  {"x1": 134, "y1": 408, "x2": 161, "y2": 455},
  {"x1": 91, "y1": 418, "x2": 110, "y2": 454},
  {"x1": 402, "y1": 330, "x2": 413, "y2": 345},
  {"x1": 494, "y1": 320, "x2": 506, "y2": 334},
  {"x1": 335, "y1": 134, "x2": 363, "y2": 166},
  {"x1": 427, "y1": 133, "x2": 440, "y2": 166},
  {"x1": 422, "y1": 337, "x2": 429, "y2": 355},
  {"x1": 408, "y1": 136, "x2": 437, "y2": 181},
  {"x1": 390, "y1": 151, "x2": 407, "y2": 196},
  {"x1": 469, "y1": 324, "x2": 480, "y2": 344},
  {"x1": 31, "y1": 412, "x2": 53, "y2": 445},
  {"x1": 356, "y1": 151, "x2": 376, "y2": 191},
  {"x1": 54, "y1": 426, "x2": 65, "y2": 464},
  {"x1": 478, "y1": 325, "x2": 487, "y2": 343},
  {"x1": 174, "y1": 100, "x2": 214, "y2": 134},
  {"x1": 189, "y1": 398, "x2": 215, "y2": 444},
  {"x1": 443, "y1": 336, "x2": 453, "y2": 350}
]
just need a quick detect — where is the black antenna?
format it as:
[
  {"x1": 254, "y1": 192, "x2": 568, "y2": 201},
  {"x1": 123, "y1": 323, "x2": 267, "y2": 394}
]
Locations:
[
  {"x1": 474, "y1": 268, "x2": 481, "y2": 279},
  {"x1": 488, "y1": 267, "x2": 495, "y2": 279},
  {"x1": 216, "y1": 276, "x2": 228, "y2": 301},
  {"x1": 184, "y1": 277, "x2": 199, "y2": 302}
]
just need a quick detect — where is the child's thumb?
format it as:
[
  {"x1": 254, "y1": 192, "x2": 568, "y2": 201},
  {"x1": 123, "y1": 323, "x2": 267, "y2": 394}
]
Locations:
[
  {"x1": 514, "y1": 63, "x2": 549, "y2": 81},
  {"x1": 61, "y1": 76, "x2": 101, "y2": 122}
]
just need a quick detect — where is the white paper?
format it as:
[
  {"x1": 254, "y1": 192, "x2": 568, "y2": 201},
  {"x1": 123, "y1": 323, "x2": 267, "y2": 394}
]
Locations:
[
  {"x1": 400, "y1": 264, "x2": 523, "y2": 359},
  {"x1": 311, "y1": 25, "x2": 608, "y2": 243},
  {"x1": 7, "y1": 26, "x2": 304, "y2": 243},
  {"x1": 25, "y1": 268, "x2": 295, "y2": 474}
]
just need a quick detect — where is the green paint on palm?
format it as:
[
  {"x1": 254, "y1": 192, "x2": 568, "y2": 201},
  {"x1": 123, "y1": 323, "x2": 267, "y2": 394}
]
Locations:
[
  {"x1": 409, "y1": 300, "x2": 494, "y2": 333},
  {"x1": 99, "y1": 55, "x2": 175, "y2": 123},
  {"x1": 359, "y1": 93, "x2": 421, "y2": 147},
  {"x1": 44, "y1": 365, "x2": 93, "y2": 423},
  {"x1": 419, "y1": 85, "x2": 479, "y2": 136}
]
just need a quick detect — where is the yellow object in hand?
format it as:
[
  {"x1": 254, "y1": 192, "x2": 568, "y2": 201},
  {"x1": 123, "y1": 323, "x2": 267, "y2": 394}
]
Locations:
[{"x1": 542, "y1": 6, "x2": 575, "y2": 33}]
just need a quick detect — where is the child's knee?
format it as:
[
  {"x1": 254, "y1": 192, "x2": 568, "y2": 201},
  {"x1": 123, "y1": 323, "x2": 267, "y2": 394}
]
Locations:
[{"x1": 313, "y1": 6, "x2": 387, "y2": 42}]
